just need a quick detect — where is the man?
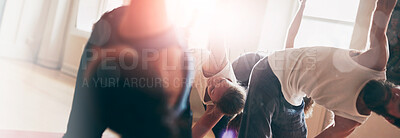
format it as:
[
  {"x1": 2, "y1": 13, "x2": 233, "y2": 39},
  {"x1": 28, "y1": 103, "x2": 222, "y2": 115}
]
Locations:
[{"x1": 238, "y1": 0, "x2": 400, "y2": 137}]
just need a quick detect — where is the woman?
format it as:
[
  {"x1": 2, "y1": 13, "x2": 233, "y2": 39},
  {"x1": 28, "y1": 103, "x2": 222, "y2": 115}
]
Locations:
[{"x1": 188, "y1": 1, "x2": 246, "y2": 137}]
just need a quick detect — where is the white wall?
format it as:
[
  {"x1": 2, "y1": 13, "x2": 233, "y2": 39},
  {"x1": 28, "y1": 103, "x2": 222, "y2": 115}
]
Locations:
[
  {"x1": 36, "y1": 0, "x2": 72, "y2": 69},
  {"x1": 0, "y1": 0, "x2": 48, "y2": 61},
  {"x1": 61, "y1": 0, "x2": 132, "y2": 76},
  {"x1": 225, "y1": 0, "x2": 269, "y2": 60},
  {"x1": 257, "y1": 0, "x2": 298, "y2": 53},
  {"x1": 0, "y1": 0, "x2": 71, "y2": 69}
]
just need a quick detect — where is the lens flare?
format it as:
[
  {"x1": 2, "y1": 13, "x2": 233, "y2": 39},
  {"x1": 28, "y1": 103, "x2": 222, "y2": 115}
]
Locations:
[{"x1": 222, "y1": 129, "x2": 236, "y2": 138}]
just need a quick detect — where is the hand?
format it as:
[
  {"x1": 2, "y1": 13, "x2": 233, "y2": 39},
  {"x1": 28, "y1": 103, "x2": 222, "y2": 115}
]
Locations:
[
  {"x1": 299, "y1": 0, "x2": 307, "y2": 5},
  {"x1": 298, "y1": 0, "x2": 307, "y2": 8}
]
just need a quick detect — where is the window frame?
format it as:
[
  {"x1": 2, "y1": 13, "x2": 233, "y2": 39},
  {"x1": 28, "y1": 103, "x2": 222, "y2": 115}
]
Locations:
[
  {"x1": 68, "y1": 0, "x2": 127, "y2": 39},
  {"x1": 293, "y1": 0, "x2": 360, "y2": 49}
]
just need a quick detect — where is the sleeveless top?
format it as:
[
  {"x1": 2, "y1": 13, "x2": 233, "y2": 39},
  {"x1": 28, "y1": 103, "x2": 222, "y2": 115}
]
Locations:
[
  {"x1": 190, "y1": 49, "x2": 237, "y2": 105},
  {"x1": 268, "y1": 46, "x2": 386, "y2": 123}
]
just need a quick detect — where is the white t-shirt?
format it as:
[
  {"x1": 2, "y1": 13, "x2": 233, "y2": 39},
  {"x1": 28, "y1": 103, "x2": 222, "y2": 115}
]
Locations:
[
  {"x1": 189, "y1": 48, "x2": 237, "y2": 105},
  {"x1": 268, "y1": 46, "x2": 386, "y2": 123}
]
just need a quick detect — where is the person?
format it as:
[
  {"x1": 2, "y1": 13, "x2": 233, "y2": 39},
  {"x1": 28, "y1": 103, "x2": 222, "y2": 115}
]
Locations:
[
  {"x1": 189, "y1": 40, "x2": 246, "y2": 138},
  {"x1": 189, "y1": 44, "x2": 246, "y2": 138},
  {"x1": 188, "y1": 1, "x2": 246, "y2": 137},
  {"x1": 237, "y1": 0, "x2": 400, "y2": 137},
  {"x1": 64, "y1": 1, "x2": 193, "y2": 137}
]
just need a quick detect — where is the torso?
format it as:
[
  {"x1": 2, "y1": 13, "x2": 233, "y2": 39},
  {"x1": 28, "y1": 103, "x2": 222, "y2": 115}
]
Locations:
[
  {"x1": 350, "y1": 50, "x2": 372, "y2": 116},
  {"x1": 268, "y1": 46, "x2": 386, "y2": 123}
]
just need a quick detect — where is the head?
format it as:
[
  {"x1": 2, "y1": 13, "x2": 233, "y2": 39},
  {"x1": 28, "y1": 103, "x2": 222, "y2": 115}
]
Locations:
[
  {"x1": 361, "y1": 80, "x2": 400, "y2": 128},
  {"x1": 207, "y1": 77, "x2": 246, "y2": 115}
]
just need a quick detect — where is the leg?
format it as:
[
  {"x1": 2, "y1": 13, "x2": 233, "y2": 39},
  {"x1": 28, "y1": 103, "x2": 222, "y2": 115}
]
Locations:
[{"x1": 238, "y1": 57, "x2": 280, "y2": 138}]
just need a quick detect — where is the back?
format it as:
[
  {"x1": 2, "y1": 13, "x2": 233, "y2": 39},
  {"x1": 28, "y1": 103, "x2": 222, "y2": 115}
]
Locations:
[
  {"x1": 268, "y1": 46, "x2": 386, "y2": 123},
  {"x1": 64, "y1": 6, "x2": 193, "y2": 138}
]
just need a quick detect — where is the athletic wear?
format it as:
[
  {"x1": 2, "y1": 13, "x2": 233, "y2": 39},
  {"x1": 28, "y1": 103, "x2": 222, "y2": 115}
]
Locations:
[
  {"x1": 64, "y1": 6, "x2": 193, "y2": 138},
  {"x1": 232, "y1": 52, "x2": 267, "y2": 88},
  {"x1": 238, "y1": 57, "x2": 307, "y2": 138},
  {"x1": 268, "y1": 46, "x2": 386, "y2": 123},
  {"x1": 190, "y1": 49, "x2": 236, "y2": 105}
]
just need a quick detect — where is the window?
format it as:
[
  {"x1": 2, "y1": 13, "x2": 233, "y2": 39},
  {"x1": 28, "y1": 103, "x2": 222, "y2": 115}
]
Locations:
[
  {"x1": 294, "y1": 0, "x2": 360, "y2": 49},
  {"x1": 74, "y1": 0, "x2": 214, "y2": 48},
  {"x1": 170, "y1": 0, "x2": 216, "y2": 49},
  {"x1": 76, "y1": 0, "x2": 125, "y2": 32}
]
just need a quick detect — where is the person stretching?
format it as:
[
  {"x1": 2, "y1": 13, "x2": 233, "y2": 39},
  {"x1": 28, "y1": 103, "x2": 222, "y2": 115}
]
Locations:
[{"x1": 238, "y1": 0, "x2": 400, "y2": 137}]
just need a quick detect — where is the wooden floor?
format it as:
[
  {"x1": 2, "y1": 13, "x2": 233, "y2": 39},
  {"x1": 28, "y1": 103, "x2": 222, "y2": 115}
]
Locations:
[
  {"x1": 0, "y1": 58, "x2": 118, "y2": 137},
  {"x1": 3, "y1": 57, "x2": 400, "y2": 138},
  {"x1": 0, "y1": 58, "x2": 214, "y2": 138}
]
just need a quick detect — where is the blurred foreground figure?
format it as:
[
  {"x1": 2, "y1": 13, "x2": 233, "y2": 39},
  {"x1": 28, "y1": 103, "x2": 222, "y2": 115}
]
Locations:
[
  {"x1": 64, "y1": 1, "x2": 193, "y2": 138},
  {"x1": 237, "y1": 0, "x2": 400, "y2": 137}
]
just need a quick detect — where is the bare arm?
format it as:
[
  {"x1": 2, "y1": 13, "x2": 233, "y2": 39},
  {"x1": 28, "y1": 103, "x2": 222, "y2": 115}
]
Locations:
[
  {"x1": 356, "y1": 0, "x2": 397, "y2": 71},
  {"x1": 192, "y1": 105, "x2": 224, "y2": 138},
  {"x1": 119, "y1": 0, "x2": 171, "y2": 39},
  {"x1": 285, "y1": 0, "x2": 307, "y2": 49},
  {"x1": 202, "y1": 31, "x2": 229, "y2": 77},
  {"x1": 316, "y1": 115, "x2": 361, "y2": 138}
]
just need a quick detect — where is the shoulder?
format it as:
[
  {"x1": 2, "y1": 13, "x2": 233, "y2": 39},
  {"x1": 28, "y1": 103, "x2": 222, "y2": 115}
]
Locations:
[{"x1": 352, "y1": 50, "x2": 387, "y2": 71}]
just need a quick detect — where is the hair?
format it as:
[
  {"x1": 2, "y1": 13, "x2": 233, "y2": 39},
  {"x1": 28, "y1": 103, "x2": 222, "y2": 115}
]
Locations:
[
  {"x1": 215, "y1": 84, "x2": 246, "y2": 116},
  {"x1": 362, "y1": 79, "x2": 400, "y2": 128},
  {"x1": 303, "y1": 97, "x2": 315, "y2": 119}
]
